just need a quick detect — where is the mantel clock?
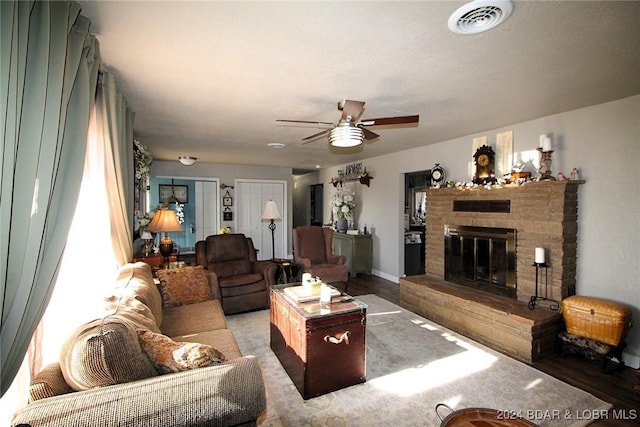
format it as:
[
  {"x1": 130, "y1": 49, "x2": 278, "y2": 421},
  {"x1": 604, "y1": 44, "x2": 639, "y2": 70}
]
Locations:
[
  {"x1": 430, "y1": 163, "x2": 446, "y2": 187},
  {"x1": 473, "y1": 145, "x2": 496, "y2": 184}
]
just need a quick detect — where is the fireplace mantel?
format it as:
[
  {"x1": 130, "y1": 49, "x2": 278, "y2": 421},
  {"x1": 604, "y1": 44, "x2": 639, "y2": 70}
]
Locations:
[{"x1": 425, "y1": 180, "x2": 584, "y2": 302}]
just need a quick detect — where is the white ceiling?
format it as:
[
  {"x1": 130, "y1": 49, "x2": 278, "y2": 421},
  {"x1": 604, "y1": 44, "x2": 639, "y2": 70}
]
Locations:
[{"x1": 78, "y1": 1, "x2": 640, "y2": 174}]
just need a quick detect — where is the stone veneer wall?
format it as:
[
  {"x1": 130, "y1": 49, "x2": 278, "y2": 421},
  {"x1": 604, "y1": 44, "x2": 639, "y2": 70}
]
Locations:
[{"x1": 425, "y1": 181, "x2": 584, "y2": 303}]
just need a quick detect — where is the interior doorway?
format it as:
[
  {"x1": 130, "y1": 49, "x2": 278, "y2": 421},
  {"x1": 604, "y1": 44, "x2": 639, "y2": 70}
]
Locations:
[
  {"x1": 403, "y1": 170, "x2": 430, "y2": 276},
  {"x1": 235, "y1": 179, "x2": 287, "y2": 260},
  {"x1": 149, "y1": 177, "x2": 219, "y2": 254},
  {"x1": 194, "y1": 180, "x2": 220, "y2": 242},
  {"x1": 310, "y1": 183, "x2": 324, "y2": 226}
]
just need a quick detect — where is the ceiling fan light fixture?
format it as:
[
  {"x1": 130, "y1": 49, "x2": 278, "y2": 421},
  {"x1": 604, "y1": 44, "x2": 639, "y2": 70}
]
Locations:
[
  {"x1": 178, "y1": 156, "x2": 197, "y2": 166},
  {"x1": 328, "y1": 123, "x2": 364, "y2": 148},
  {"x1": 448, "y1": 0, "x2": 513, "y2": 35}
]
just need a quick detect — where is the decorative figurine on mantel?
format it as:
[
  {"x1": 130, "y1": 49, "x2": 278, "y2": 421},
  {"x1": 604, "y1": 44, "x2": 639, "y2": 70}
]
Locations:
[
  {"x1": 570, "y1": 167, "x2": 579, "y2": 180},
  {"x1": 472, "y1": 145, "x2": 496, "y2": 184}
]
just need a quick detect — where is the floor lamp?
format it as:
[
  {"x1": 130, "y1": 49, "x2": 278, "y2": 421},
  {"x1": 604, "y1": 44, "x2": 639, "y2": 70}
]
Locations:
[{"x1": 261, "y1": 200, "x2": 282, "y2": 259}]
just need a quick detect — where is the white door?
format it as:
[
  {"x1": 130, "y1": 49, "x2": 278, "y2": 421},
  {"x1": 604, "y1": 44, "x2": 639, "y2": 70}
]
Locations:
[
  {"x1": 195, "y1": 180, "x2": 219, "y2": 242},
  {"x1": 235, "y1": 180, "x2": 286, "y2": 260}
]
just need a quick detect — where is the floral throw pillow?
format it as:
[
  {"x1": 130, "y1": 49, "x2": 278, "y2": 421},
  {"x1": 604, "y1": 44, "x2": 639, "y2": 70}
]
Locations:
[
  {"x1": 137, "y1": 330, "x2": 226, "y2": 374},
  {"x1": 155, "y1": 265, "x2": 211, "y2": 308}
]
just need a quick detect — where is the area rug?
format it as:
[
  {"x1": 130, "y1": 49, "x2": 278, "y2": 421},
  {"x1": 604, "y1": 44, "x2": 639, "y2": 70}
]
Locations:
[{"x1": 226, "y1": 294, "x2": 611, "y2": 427}]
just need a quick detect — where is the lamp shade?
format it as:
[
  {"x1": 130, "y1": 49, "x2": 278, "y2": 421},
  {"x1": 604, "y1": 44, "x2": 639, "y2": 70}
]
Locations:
[
  {"x1": 328, "y1": 123, "x2": 364, "y2": 147},
  {"x1": 145, "y1": 208, "x2": 184, "y2": 233},
  {"x1": 261, "y1": 200, "x2": 282, "y2": 221}
]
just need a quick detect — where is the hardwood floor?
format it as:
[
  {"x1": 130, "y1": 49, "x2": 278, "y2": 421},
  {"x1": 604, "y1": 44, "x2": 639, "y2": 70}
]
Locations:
[{"x1": 340, "y1": 274, "x2": 640, "y2": 426}]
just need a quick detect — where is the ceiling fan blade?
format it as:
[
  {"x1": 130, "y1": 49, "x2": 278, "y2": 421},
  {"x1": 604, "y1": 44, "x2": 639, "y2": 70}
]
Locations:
[
  {"x1": 360, "y1": 115, "x2": 419, "y2": 126},
  {"x1": 341, "y1": 100, "x2": 366, "y2": 121},
  {"x1": 361, "y1": 127, "x2": 380, "y2": 141},
  {"x1": 302, "y1": 129, "x2": 331, "y2": 142},
  {"x1": 276, "y1": 119, "x2": 334, "y2": 126}
]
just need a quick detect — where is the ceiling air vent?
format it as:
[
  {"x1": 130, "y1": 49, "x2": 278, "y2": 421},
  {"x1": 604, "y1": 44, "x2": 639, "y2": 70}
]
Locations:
[{"x1": 448, "y1": 0, "x2": 513, "y2": 35}]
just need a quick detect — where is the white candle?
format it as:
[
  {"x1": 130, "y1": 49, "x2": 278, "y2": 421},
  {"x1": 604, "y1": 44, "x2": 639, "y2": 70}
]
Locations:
[
  {"x1": 302, "y1": 273, "x2": 312, "y2": 286},
  {"x1": 535, "y1": 247, "x2": 545, "y2": 264},
  {"x1": 542, "y1": 136, "x2": 553, "y2": 152},
  {"x1": 320, "y1": 283, "x2": 332, "y2": 304},
  {"x1": 539, "y1": 134, "x2": 547, "y2": 147}
]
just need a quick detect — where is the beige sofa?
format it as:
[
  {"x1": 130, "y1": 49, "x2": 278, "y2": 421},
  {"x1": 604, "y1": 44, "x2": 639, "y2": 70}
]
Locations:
[{"x1": 12, "y1": 262, "x2": 266, "y2": 427}]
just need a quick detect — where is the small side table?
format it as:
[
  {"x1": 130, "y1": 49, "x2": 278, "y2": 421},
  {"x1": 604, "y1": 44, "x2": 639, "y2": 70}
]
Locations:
[
  {"x1": 271, "y1": 258, "x2": 302, "y2": 284},
  {"x1": 133, "y1": 254, "x2": 178, "y2": 276}
]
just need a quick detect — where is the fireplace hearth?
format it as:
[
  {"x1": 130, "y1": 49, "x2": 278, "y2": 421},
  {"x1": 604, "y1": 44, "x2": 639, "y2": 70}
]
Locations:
[{"x1": 444, "y1": 225, "x2": 516, "y2": 299}]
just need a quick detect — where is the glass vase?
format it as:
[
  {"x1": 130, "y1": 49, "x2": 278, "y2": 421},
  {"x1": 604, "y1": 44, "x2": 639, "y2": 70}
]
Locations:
[{"x1": 336, "y1": 218, "x2": 348, "y2": 233}]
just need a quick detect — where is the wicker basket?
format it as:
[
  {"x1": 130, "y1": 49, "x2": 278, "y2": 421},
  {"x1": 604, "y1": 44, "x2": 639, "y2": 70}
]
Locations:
[{"x1": 561, "y1": 296, "x2": 632, "y2": 346}]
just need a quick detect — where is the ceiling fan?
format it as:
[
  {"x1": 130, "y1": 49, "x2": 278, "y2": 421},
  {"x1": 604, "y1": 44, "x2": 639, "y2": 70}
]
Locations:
[{"x1": 276, "y1": 100, "x2": 419, "y2": 147}]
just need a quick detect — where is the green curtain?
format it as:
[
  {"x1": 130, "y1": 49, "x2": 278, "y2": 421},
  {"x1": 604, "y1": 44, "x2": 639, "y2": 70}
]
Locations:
[
  {"x1": 99, "y1": 72, "x2": 135, "y2": 265},
  {"x1": 0, "y1": 1, "x2": 100, "y2": 396}
]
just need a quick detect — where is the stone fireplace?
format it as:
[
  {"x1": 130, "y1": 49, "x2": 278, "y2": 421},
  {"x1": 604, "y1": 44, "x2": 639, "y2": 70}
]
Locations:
[
  {"x1": 426, "y1": 180, "x2": 583, "y2": 303},
  {"x1": 400, "y1": 180, "x2": 584, "y2": 362}
]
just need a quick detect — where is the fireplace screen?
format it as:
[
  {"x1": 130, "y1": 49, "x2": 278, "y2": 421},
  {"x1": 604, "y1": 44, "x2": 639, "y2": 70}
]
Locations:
[{"x1": 445, "y1": 225, "x2": 516, "y2": 298}]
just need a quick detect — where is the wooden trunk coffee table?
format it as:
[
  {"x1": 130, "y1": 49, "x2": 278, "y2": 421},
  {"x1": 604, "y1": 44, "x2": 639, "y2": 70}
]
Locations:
[{"x1": 269, "y1": 283, "x2": 366, "y2": 399}]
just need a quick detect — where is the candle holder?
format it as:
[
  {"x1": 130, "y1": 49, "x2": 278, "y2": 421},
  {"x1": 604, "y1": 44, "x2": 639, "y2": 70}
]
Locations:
[
  {"x1": 537, "y1": 148, "x2": 556, "y2": 181},
  {"x1": 528, "y1": 262, "x2": 559, "y2": 310}
]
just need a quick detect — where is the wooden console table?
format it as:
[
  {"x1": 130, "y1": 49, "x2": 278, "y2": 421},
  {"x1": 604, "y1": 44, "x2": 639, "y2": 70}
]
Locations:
[
  {"x1": 332, "y1": 233, "x2": 372, "y2": 276},
  {"x1": 269, "y1": 284, "x2": 366, "y2": 399}
]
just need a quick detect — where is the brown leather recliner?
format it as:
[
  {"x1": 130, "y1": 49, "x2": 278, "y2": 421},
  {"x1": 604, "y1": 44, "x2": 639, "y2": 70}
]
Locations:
[
  {"x1": 293, "y1": 226, "x2": 349, "y2": 290},
  {"x1": 195, "y1": 233, "x2": 276, "y2": 314}
]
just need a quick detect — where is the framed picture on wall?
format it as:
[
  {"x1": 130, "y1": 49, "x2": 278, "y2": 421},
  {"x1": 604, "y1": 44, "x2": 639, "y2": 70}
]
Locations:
[
  {"x1": 222, "y1": 190, "x2": 233, "y2": 206},
  {"x1": 223, "y1": 207, "x2": 233, "y2": 221},
  {"x1": 159, "y1": 184, "x2": 188, "y2": 203}
]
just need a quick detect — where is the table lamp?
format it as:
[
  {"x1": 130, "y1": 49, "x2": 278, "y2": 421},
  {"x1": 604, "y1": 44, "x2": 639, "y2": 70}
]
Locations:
[
  {"x1": 140, "y1": 231, "x2": 154, "y2": 256},
  {"x1": 261, "y1": 200, "x2": 281, "y2": 259},
  {"x1": 145, "y1": 207, "x2": 184, "y2": 264}
]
